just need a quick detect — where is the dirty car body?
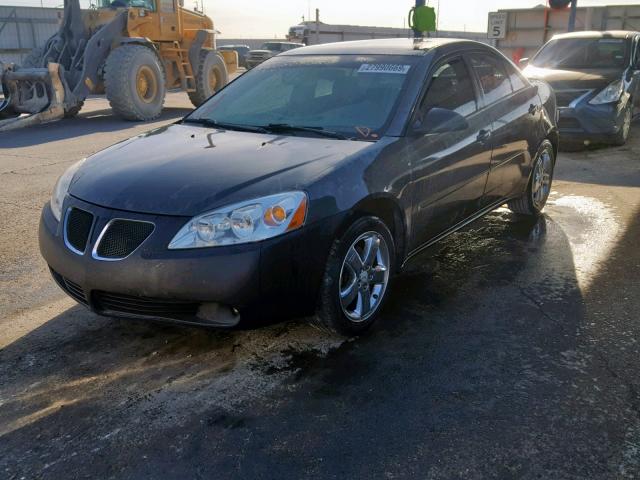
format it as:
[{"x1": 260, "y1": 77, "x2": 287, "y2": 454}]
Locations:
[
  {"x1": 39, "y1": 38, "x2": 557, "y2": 332},
  {"x1": 523, "y1": 30, "x2": 640, "y2": 146}
]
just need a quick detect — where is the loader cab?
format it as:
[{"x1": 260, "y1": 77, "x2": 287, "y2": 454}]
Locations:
[{"x1": 99, "y1": 0, "x2": 156, "y2": 11}]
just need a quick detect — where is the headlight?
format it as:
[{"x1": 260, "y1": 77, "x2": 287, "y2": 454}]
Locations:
[
  {"x1": 589, "y1": 80, "x2": 624, "y2": 105},
  {"x1": 50, "y1": 159, "x2": 85, "y2": 221},
  {"x1": 168, "y1": 191, "x2": 308, "y2": 249}
]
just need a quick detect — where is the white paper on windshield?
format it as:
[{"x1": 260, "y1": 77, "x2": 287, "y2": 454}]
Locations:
[{"x1": 357, "y1": 64, "x2": 411, "y2": 74}]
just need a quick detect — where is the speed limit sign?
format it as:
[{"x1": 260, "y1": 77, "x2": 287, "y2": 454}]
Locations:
[{"x1": 488, "y1": 12, "x2": 508, "y2": 39}]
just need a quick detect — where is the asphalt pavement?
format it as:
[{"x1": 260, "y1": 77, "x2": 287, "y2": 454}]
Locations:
[{"x1": 1, "y1": 93, "x2": 639, "y2": 479}]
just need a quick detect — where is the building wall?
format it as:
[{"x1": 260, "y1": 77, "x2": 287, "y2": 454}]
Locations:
[{"x1": 0, "y1": 6, "x2": 61, "y2": 64}]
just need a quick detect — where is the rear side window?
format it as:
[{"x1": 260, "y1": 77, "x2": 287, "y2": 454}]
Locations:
[
  {"x1": 420, "y1": 57, "x2": 477, "y2": 117},
  {"x1": 505, "y1": 62, "x2": 527, "y2": 91},
  {"x1": 470, "y1": 53, "x2": 513, "y2": 104}
]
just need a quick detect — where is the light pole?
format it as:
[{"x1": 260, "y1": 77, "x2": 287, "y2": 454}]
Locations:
[{"x1": 568, "y1": 0, "x2": 578, "y2": 32}]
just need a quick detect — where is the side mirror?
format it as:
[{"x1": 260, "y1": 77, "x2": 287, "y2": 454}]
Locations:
[
  {"x1": 411, "y1": 107, "x2": 469, "y2": 135},
  {"x1": 519, "y1": 57, "x2": 530, "y2": 68}
]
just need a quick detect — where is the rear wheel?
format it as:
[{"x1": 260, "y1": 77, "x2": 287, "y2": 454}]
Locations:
[
  {"x1": 508, "y1": 139, "x2": 555, "y2": 216},
  {"x1": 105, "y1": 45, "x2": 166, "y2": 121},
  {"x1": 188, "y1": 50, "x2": 228, "y2": 108},
  {"x1": 313, "y1": 216, "x2": 394, "y2": 336}
]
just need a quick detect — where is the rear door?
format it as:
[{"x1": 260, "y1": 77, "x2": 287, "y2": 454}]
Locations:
[
  {"x1": 468, "y1": 52, "x2": 541, "y2": 203},
  {"x1": 407, "y1": 55, "x2": 493, "y2": 251}
]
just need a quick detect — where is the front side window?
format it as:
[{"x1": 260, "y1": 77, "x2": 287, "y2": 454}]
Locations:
[
  {"x1": 420, "y1": 57, "x2": 477, "y2": 117},
  {"x1": 470, "y1": 53, "x2": 513, "y2": 104},
  {"x1": 532, "y1": 37, "x2": 630, "y2": 69},
  {"x1": 188, "y1": 55, "x2": 418, "y2": 140}
]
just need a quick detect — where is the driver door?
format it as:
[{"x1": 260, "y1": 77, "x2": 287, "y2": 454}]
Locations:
[{"x1": 407, "y1": 56, "x2": 493, "y2": 251}]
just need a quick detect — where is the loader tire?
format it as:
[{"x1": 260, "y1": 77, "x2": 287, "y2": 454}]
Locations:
[
  {"x1": 188, "y1": 50, "x2": 228, "y2": 108},
  {"x1": 105, "y1": 45, "x2": 166, "y2": 121}
]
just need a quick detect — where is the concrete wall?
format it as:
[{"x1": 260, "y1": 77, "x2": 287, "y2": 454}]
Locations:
[{"x1": 0, "y1": 6, "x2": 61, "y2": 65}]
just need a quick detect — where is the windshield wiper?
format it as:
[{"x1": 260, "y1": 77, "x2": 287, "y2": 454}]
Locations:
[
  {"x1": 260, "y1": 123, "x2": 349, "y2": 140},
  {"x1": 183, "y1": 118, "x2": 269, "y2": 134}
]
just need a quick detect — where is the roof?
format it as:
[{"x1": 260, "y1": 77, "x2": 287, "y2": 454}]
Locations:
[
  {"x1": 552, "y1": 30, "x2": 639, "y2": 40},
  {"x1": 280, "y1": 37, "x2": 477, "y2": 56}
]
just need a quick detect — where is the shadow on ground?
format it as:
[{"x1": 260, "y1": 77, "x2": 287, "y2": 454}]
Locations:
[
  {"x1": 7, "y1": 206, "x2": 632, "y2": 479},
  {"x1": 0, "y1": 107, "x2": 192, "y2": 148}
]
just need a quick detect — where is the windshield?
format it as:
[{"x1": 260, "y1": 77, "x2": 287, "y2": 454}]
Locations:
[
  {"x1": 532, "y1": 37, "x2": 630, "y2": 69},
  {"x1": 187, "y1": 55, "x2": 417, "y2": 140}
]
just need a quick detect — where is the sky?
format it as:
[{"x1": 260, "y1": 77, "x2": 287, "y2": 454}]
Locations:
[{"x1": 2, "y1": 0, "x2": 640, "y2": 37}]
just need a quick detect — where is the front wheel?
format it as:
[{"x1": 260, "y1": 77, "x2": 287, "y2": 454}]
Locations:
[
  {"x1": 313, "y1": 216, "x2": 394, "y2": 336},
  {"x1": 508, "y1": 139, "x2": 555, "y2": 216},
  {"x1": 612, "y1": 103, "x2": 632, "y2": 146}
]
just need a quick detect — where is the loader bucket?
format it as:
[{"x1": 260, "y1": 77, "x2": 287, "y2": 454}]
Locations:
[{"x1": 0, "y1": 63, "x2": 66, "y2": 132}]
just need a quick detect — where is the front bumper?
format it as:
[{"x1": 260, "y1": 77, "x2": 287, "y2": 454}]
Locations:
[
  {"x1": 39, "y1": 196, "x2": 339, "y2": 326},
  {"x1": 557, "y1": 94, "x2": 630, "y2": 144}
]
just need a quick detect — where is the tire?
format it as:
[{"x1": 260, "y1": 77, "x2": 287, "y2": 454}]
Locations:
[
  {"x1": 612, "y1": 103, "x2": 632, "y2": 146},
  {"x1": 188, "y1": 50, "x2": 228, "y2": 108},
  {"x1": 312, "y1": 216, "x2": 395, "y2": 336},
  {"x1": 104, "y1": 45, "x2": 166, "y2": 121},
  {"x1": 508, "y1": 139, "x2": 555, "y2": 216}
]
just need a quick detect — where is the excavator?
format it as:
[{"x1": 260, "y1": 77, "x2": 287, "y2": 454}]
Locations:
[{"x1": 0, "y1": 0, "x2": 237, "y2": 131}]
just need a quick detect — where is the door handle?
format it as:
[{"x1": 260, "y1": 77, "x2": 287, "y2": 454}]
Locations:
[
  {"x1": 477, "y1": 129, "x2": 491, "y2": 143},
  {"x1": 528, "y1": 104, "x2": 539, "y2": 115}
]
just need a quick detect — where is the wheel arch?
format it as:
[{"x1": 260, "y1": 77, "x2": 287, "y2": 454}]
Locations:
[{"x1": 335, "y1": 194, "x2": 408, "y2": 272}]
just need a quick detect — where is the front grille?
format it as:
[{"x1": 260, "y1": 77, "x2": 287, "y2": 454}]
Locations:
[
  {"x1": 50, "y1": 269, "x2": 88, "y2": 305},
  {"x1": 93, "y1": 291, "x2": 200, "y2": 319},
  {"x1": 558, "y1": 117, "x2": 582, "y2": 130},
  {"x1": 555, "y1": 89, "x2": 590, "y2": 107},
  {"x1": 65, "y1": 208, "x2": 94, "y2": 253},
  {"x1": 95, "y1": 220, "x2": 154, "y2": 259}
]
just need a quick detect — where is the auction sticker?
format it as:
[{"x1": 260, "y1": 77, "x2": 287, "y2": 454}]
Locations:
[{"x1": 358, "y1": 64, "x2": 411, "y2": 74}]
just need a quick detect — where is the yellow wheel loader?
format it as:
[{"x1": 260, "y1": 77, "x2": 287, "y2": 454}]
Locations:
[{"x1": 0, "y1": 0, "x2": 237, "y2": 131}]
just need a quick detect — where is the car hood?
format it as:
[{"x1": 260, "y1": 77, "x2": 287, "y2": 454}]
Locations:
[
  {"x1": 522, "y1": 65, "x2": 623, "y2": 90},
  {"x1": 69, "y1": 124, "x2": 372, "y2": 217},
  {"x1": 249, "y1": 50, "x2": 274, "y2": 55}
]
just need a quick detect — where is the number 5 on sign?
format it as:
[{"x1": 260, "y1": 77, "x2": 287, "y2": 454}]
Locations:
[{"x1": 488, "y1": 12, "x2": 508, "y2": 39}]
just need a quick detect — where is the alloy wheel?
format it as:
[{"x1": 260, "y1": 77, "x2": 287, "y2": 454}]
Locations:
[
  {"x1": 532, "y1": 147, "x2": 553, "y2": 210},
  {"x1": 338, "y1": 231, "x2": 390, "y2": 322}
]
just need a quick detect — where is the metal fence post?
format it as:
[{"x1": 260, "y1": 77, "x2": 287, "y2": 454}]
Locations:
[
  {"x1": 568, "y1": 0, "x2": 578, "y2": 32},
  {"x1": 413, "y1": 0, "x2": 425, "y2": 38}
]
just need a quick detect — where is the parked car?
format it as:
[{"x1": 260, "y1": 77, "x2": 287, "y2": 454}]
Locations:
[
  {"x1": 245, "y1": 41, "x2": 304, "y2": 69},
  {"x1": 40, "y1": 38, "x2": 558, "y2": 335},
  {"x1": 218, "y1": 44, "x2": 251, "y2": 68},
  {"x1": 521, "y1": 30, "x2": 640, "y2": 146}
]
